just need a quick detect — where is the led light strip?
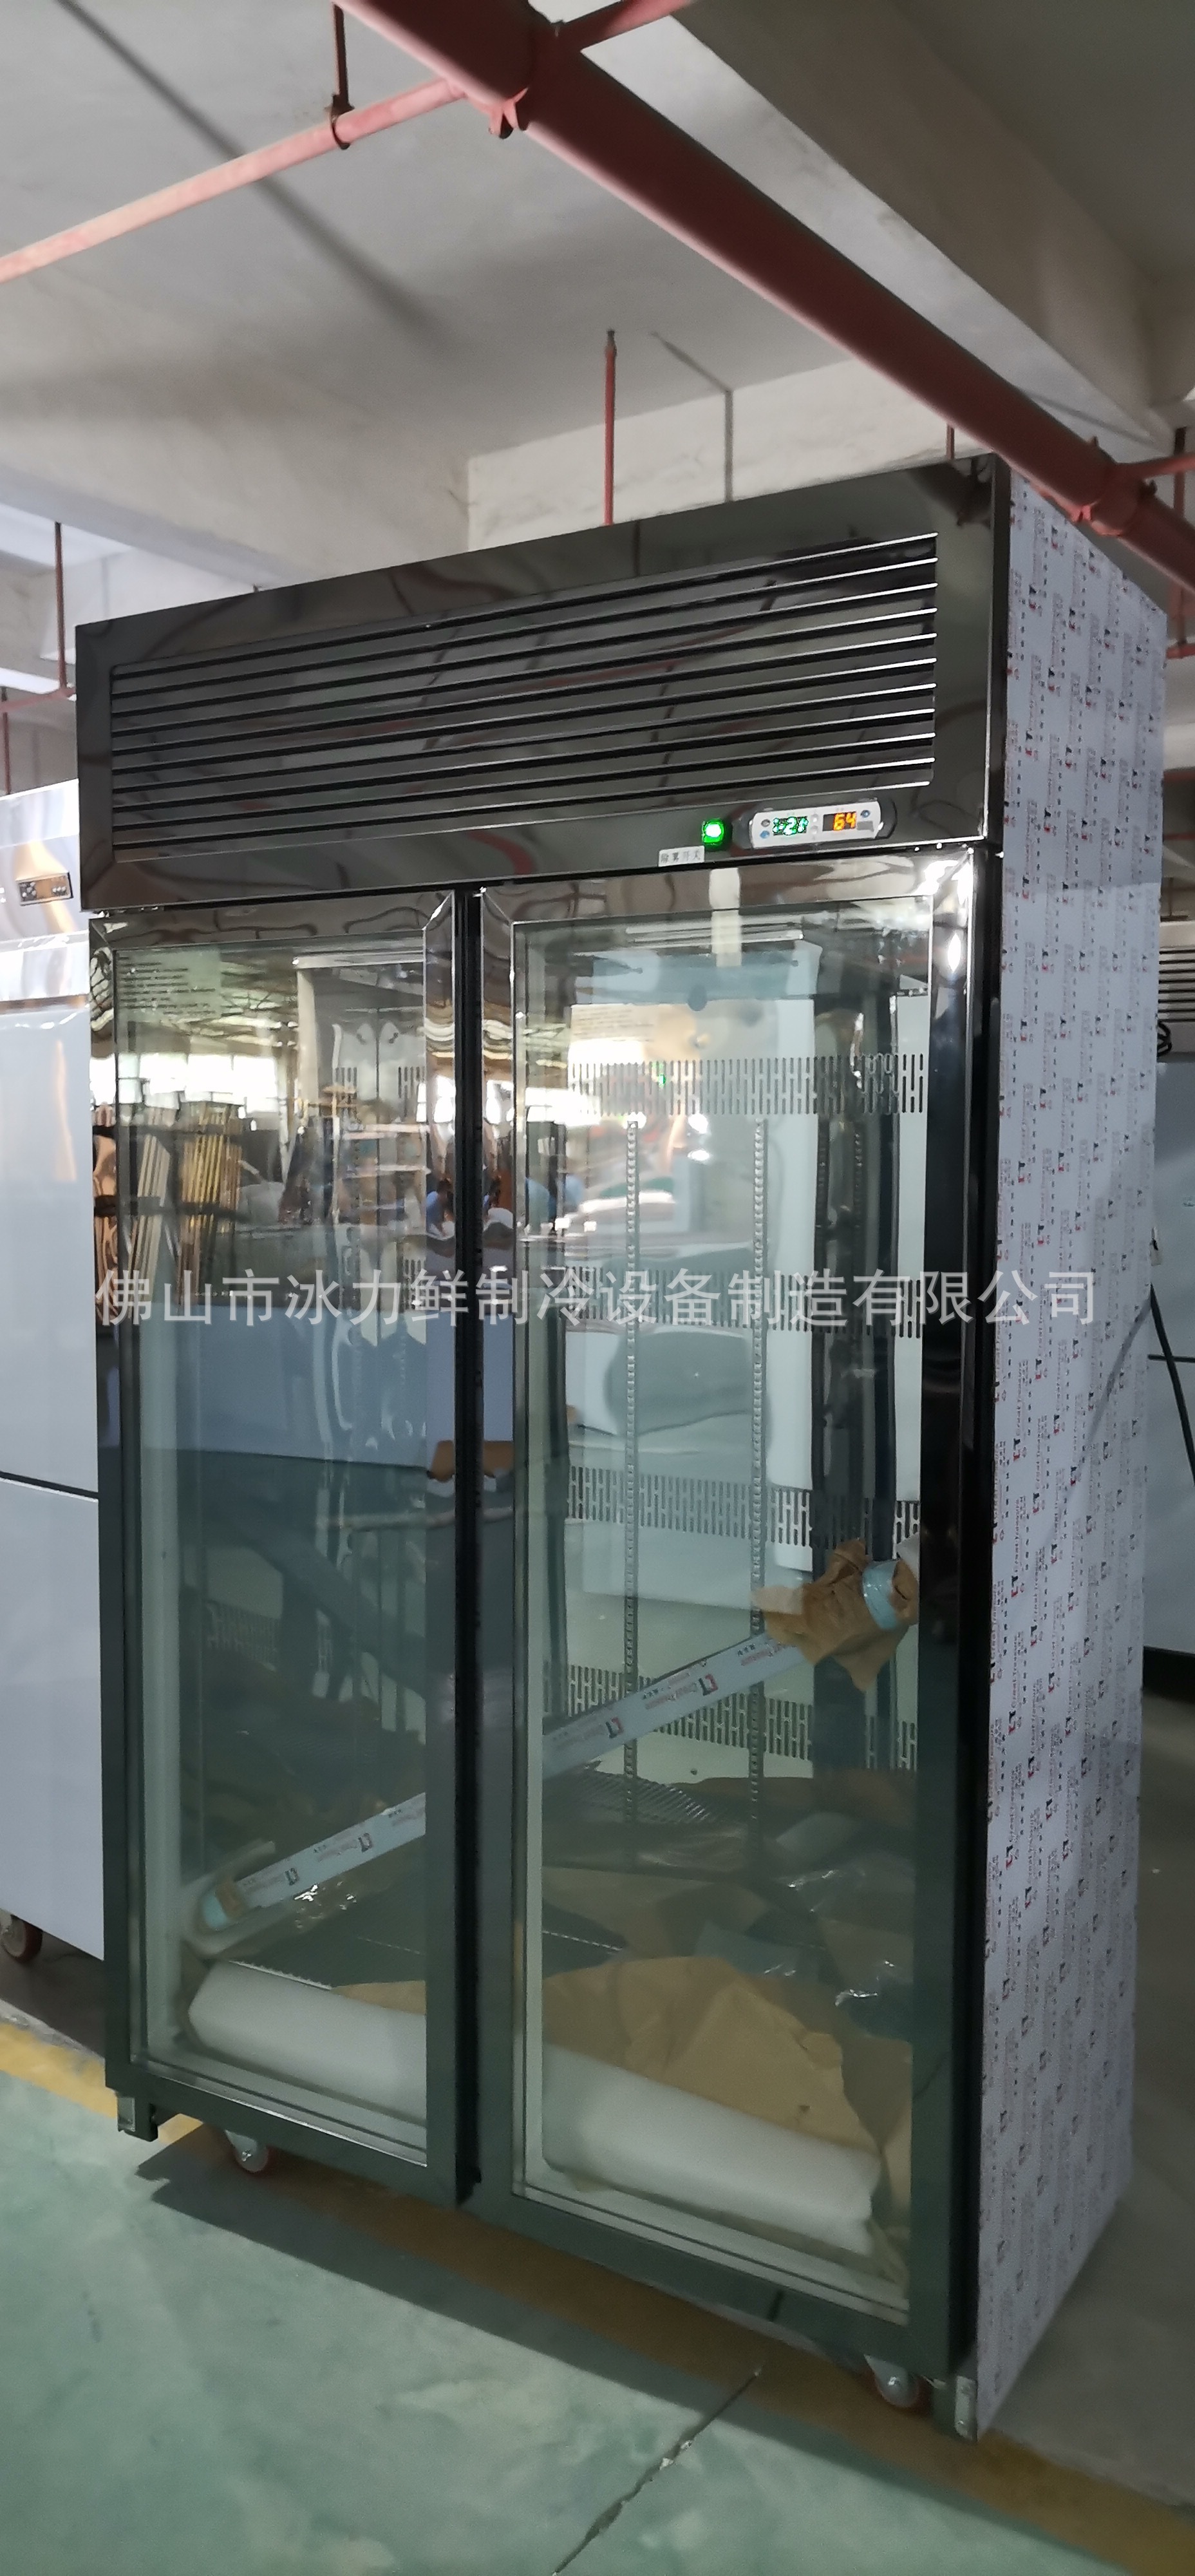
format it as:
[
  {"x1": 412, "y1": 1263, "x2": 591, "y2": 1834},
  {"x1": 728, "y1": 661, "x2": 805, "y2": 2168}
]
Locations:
[{"x1": 541, "y1": 1629, "x2": 802, "y2": 1776}]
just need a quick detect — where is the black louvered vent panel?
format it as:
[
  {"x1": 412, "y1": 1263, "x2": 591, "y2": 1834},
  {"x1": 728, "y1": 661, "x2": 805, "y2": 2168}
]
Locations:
[
  {"x1": 1158, "y1": 951, "x2": 1195, "y2": 1022},
  {"x1": 109, "y1": 535, "x2": 937, "y2": 853}
]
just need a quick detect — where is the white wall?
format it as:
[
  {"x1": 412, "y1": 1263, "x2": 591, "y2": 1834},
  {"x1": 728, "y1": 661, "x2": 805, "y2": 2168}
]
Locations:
[{"x1": 469, "y1": 354, "x2": 974, "y2": 550}]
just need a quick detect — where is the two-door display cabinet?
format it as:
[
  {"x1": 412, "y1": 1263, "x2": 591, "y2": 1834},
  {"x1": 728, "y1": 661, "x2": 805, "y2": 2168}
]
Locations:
[{"x1": 78, "y1": 462, "x2": 1162, "y2": 2427}]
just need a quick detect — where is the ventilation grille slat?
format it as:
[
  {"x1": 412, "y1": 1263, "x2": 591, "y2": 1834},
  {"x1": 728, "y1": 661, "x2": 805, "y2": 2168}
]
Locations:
[
  {"x1": 110, "y1": 679, "x2": 936, "y2": 795},
  {"x1": 1158, "y1": 953, "x2": 1195, "y2": 1022},
  {"x1": 111, "y1": 644, "x2": 936, "y2": 766},
  {"x1": 109, "y1": 589, "x2": 935, "y2": 739},
  {"x1": 109, "y1": 535, "x2": 937, "y2": 855}
]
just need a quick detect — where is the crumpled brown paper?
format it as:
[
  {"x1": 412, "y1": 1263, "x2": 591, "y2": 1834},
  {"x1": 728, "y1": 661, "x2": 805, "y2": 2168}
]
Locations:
[
  {"x1": 754, "y1": 1540, "x2": 918, "y2": 1689},
  {"x1": 541, "y1": 1953, "x2": 876, "y2": 2154},
  {"x1": 541, "y1": 1868, "x2": 765, "y2": 1956},
  {"x1": 339, "y1": 1963, "x2": 910, "y2": 2209},
  {"x1": 339, "y1": 1980, "x2": 426, "y2": 2012}
]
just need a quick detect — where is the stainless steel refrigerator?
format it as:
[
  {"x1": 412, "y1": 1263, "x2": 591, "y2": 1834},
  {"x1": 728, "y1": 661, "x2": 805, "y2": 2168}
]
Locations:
[
  {"x1": 0, "y1": 782, "x2": 102, "y2": 1962},
  {"x1": 77, "y1": 462, "x2": 1162, "y2": 2425}
]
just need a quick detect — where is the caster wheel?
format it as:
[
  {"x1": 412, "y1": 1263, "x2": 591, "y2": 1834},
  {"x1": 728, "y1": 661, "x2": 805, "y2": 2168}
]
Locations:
[
  {"x1": 225, "y1": 2130, "x2": 277, "y2": 2177},
  {"x1": 1, "y1": 1915, "x2": 43, "y2": 1964},
  {"x1": 863, "y1": 2358, "x2": 930, "y2": 2414}
]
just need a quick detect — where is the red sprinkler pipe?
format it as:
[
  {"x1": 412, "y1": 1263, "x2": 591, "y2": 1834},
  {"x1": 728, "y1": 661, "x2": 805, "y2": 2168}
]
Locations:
[
  {"x1": 343, "y1": 0, "x2": 1195, "y2": 602},
  {"x1": 0, "y1": 78, "x2": 460, "y2": 290},
  {"x1": 603, "y1": 328, "x2": 617, "y2": 525},
  {"x1": 1129, "y1": 451, "x2": 1195, "y2": 482}
]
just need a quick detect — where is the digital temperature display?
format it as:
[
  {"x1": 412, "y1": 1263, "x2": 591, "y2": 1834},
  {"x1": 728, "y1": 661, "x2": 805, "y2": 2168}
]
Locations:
[{"x1": 750, "y1": 800, "x2": 883, "y2": 849}]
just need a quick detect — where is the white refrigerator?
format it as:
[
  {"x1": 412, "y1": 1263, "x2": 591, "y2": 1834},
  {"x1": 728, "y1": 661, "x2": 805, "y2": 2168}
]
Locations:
[{"x1": 0, "y1": 781, "x2": 102, "y2": 1957}]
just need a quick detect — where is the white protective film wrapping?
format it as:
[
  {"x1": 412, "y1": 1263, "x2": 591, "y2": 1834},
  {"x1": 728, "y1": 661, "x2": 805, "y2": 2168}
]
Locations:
[
  {"x1": 976, "y1": 481, "x2": 1164, "y2": 2425},
  {"x1": 0, "y1": 782, "x2": 93, "y2": 1495},
  {"x1": 541, "y1": 2049, "x2": 881, "y2": 2257},
  {"x1": 0, "y1": 1481, "x2": 102, "y2": 1955},
  {"x1": 188, "y1": 1962, "x2": 428, "y2": 2122},
  {"x1": 188, "y1": 1963, "x2": 880, "y2": 2255},
  {"x1": 0, "y1": 1001, "x2": 95, "y2": 1496}
]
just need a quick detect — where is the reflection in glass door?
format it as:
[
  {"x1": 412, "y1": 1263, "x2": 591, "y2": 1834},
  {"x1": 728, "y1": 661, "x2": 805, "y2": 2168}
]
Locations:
[
  {"x1": 111, "y1": 906, "x2": 454, "y2": 2155},
  {"x1": 501, "y1": 868, "x2": 952, "y2": 2320}
]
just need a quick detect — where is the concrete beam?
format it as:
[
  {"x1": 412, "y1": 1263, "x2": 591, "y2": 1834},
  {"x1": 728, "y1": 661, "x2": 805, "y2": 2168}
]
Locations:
[
  {"x1": 0, "y1": 559, "x2": 55, "y2": 684},
  {"x1": 0, "y1": 462, "x2": 294, "y2": 591},
  {"x1": 592, "y1": 0, "x2": 1167, "y2": 444},
  {"x1": 0, "y1": 260, "x2": 469, "y2": 582},
  {"x1": 469, "y1": 353, "x2": 964, "y2": 545},
  {"x1": 1166, "y1": 656, "x2": 1195, "y2": 773},
  {"x1": 1149, "y1": 276, "x2": 1195, "y2": 415}
]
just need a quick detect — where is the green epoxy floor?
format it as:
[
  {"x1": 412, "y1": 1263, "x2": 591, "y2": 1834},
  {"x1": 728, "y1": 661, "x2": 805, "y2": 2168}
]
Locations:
[
  {"x1": 570, "y1": 2413, "x2": 1118, "y2": 2576},
  {"x1": 0, "y1": 2067, "x2": 1127, "y2": 2576}
]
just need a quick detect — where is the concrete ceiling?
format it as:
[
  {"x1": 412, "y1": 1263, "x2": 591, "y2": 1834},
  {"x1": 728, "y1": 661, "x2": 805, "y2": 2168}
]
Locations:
[
  {"x1": 1, "y1": 0, "x2": 1192, "y2": 573},
  {"x1": 684, "y1": 0, "x2": 1194, "y2": 425},
  {"x1": 0, "y1": 0, "x2": 1190, "y2": 792},
  {"x1": 0, "y1": 0, "x2": 834, "y2": 578},
  {"x1": 887, "y1": 0, "x2": 1195, "y2": 280}
]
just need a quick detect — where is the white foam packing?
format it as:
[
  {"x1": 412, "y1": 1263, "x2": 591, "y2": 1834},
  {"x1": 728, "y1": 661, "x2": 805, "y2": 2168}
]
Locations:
[{"x1": 189, "y1": 1962, "x2": 880, "y2": 2255}]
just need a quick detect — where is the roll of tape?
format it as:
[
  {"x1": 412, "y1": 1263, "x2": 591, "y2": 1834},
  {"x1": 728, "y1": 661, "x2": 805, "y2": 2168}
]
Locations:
[{"x1": 861, "y1": 1558, "x2": 903, "y2": 1631}]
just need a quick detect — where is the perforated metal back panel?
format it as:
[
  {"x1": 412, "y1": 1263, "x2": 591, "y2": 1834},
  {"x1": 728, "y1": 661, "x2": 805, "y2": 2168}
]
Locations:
[
  {"x1": 108, "y1": 534, "x2": 937, "y2": 857},
  {"x1": 570, "y1": 1046, "x2": 927, "y2": 1121}
]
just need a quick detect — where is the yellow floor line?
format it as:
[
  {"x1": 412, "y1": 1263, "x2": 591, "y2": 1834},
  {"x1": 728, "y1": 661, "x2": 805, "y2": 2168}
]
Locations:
[
  {"x1": 0, "y1": 2018, "x2": 196, "y2": 2139},
  {"x1": 2, "y1": 2025, "x2": 1191, "y2": 2573},
  {"x1": 240, "y1": 2143, "x2": 1195, "y2": 2576}
]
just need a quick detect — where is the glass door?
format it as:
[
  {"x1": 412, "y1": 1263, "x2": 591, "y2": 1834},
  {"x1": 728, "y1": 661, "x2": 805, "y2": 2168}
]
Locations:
[
  {"x1": 104, "y1": 896, "x2": 459, "y2": 2167},
  {"x1": 485, "y1": 855, "x2": 972, "y2": 2331}
]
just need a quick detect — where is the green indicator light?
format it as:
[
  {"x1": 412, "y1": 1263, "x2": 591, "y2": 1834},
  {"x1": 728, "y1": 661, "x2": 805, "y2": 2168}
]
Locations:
[{"x1": 701, "y1": 816, "x2": 729, "y2": 848}]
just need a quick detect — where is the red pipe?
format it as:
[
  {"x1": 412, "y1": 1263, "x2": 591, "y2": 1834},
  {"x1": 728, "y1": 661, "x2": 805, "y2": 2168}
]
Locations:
[
  {"x1": 1131, "y1": 452, "x2": 1195, "y2": 482},
  {"x1": 0, "y1": 17, "x2": 683, "y2": 294},
  {"x1": 603, "y1": 328, "x2": 617, "y2": 525},
  {"x1": 344, "y1": 0, "x2": 1195, "y2": 600},
  {"x1": 0, "y1": 79, "x2": 460, "y2": 289}
]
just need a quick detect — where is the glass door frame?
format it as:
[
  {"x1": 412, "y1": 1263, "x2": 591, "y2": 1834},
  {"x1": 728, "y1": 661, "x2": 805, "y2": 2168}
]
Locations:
[
  {"x1": 93, "y1": 847, "x2": 999, "y2": 2374},
  {"x1": 471, "y1": 846, "x2": 995, "y2": 2382},
  {"x1": 95, "y1": 886, "x2": 478, "y2": 2206}
]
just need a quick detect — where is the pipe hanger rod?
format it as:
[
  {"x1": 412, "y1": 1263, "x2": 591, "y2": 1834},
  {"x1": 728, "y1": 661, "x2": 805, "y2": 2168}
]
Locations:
[
  {"x1": 344, "y1": 0, "x2": 1195, "y2": 601},
  {"x1": 1, "y1": 0, "x2": 1187, "y2": 604}
]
